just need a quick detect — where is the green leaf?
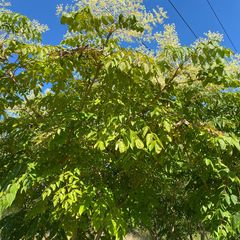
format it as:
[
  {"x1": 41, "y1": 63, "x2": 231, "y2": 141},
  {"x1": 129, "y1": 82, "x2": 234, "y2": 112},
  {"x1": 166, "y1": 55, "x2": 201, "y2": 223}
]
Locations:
[
  {"x1": 0, "y1": 182, "x2": 20, "y2": 216},
  {"x1": 146, "y1": 133, "x2": 153, "y2": 147},
  {"x1": 94, "y1": 141, "x2": 106, "y2": 151},
  {"x1": 142, "y1": 126, "x2": 149, "y2": 137},
  {"x1": 143, "y1": 63, "x2": 149, "y2": 74},
  {"x1": 119, "y1": 62, "x2": 126, "y2": 71},
  {"x1": 155, "y1": 143, "x2": 162, "y2": 154},
  {"x1": 218, "y1": 138, "x2": 226, "y2": 150},
  {"x1": 135, "y1": 138, "x2": 144, "y2": 149},
  {"x1": 163, "y1": 120, "x2": 171, "y2": 132},
  {"x1": 225, "y1": 194, "x2": 231, "y2": 206},
  {"x1": 202, "y1": 206, "x2": 207, "y2": 213},
  {"x1": 79, "y1": 205, "x2": 86, "y2": 216},
  {"x1": 231, "y1": 195, "x2": 238, "y2": 205},
  {"x1": 116, "y1": 140, "x2": 127, "y2": 153},
  {"x1": 204, "y1": 158, "x2": 213, "y2": 167}
]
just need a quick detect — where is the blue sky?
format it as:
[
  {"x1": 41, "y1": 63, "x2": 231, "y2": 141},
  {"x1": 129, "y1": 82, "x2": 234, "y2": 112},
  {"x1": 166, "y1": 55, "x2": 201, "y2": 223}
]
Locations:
[{"x1": 9, "y1": 0, "x2": 240, "y2": 53}]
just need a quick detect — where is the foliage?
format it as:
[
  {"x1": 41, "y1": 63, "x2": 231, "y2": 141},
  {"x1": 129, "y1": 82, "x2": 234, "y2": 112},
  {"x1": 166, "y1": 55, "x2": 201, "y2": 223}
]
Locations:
[{"x1": 0, "y1": 1, "x2": 240, "y2": 239}]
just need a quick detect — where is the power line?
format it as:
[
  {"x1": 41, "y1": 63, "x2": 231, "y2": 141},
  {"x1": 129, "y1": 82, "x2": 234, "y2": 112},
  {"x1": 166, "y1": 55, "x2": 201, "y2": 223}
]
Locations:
[
  {"x1": 206, "y1": 0, "x2": 238, "y2": 52},
  {"x1": 167, "y1": 0, "x2": 198, "y2": 39}
]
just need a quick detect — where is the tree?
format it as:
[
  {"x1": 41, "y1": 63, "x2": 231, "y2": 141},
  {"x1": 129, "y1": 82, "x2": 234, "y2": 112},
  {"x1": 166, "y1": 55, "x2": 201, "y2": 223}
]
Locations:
[{"x1": 0, "y1": 0, "x2": 240, "y2": 239}]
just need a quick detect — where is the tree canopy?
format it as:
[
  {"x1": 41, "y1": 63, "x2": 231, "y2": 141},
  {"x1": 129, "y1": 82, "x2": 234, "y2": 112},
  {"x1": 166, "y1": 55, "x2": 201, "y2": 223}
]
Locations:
[{"x1": 0, "y1": 1, "x2": 240, "y2": 239}]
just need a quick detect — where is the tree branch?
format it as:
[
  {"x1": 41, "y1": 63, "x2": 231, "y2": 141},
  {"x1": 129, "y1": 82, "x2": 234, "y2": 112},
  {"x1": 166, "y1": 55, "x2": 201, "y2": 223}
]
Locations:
[
  {"x1": 140, "y1": 64, "x2": 182, "y2": 117},
  {"x1": 6, "y1": 69, "x2": 43, "y2": 120}
]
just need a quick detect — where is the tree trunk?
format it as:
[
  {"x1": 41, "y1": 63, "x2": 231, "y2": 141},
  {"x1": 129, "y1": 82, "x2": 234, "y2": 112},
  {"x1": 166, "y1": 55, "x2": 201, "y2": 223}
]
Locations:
[{"x1": 200, "y1": 232, "x2": 205, "y2": 240}]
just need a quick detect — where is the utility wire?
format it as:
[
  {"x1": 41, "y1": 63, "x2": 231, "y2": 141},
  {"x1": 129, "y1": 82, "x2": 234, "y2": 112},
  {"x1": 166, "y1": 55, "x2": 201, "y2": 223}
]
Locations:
[
  {"x1": 167, "y1": 0, "x2": 198, "y2": 39},
  {"x1": 206, "y1": 0, "x2": 238, "y2": 52}
]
